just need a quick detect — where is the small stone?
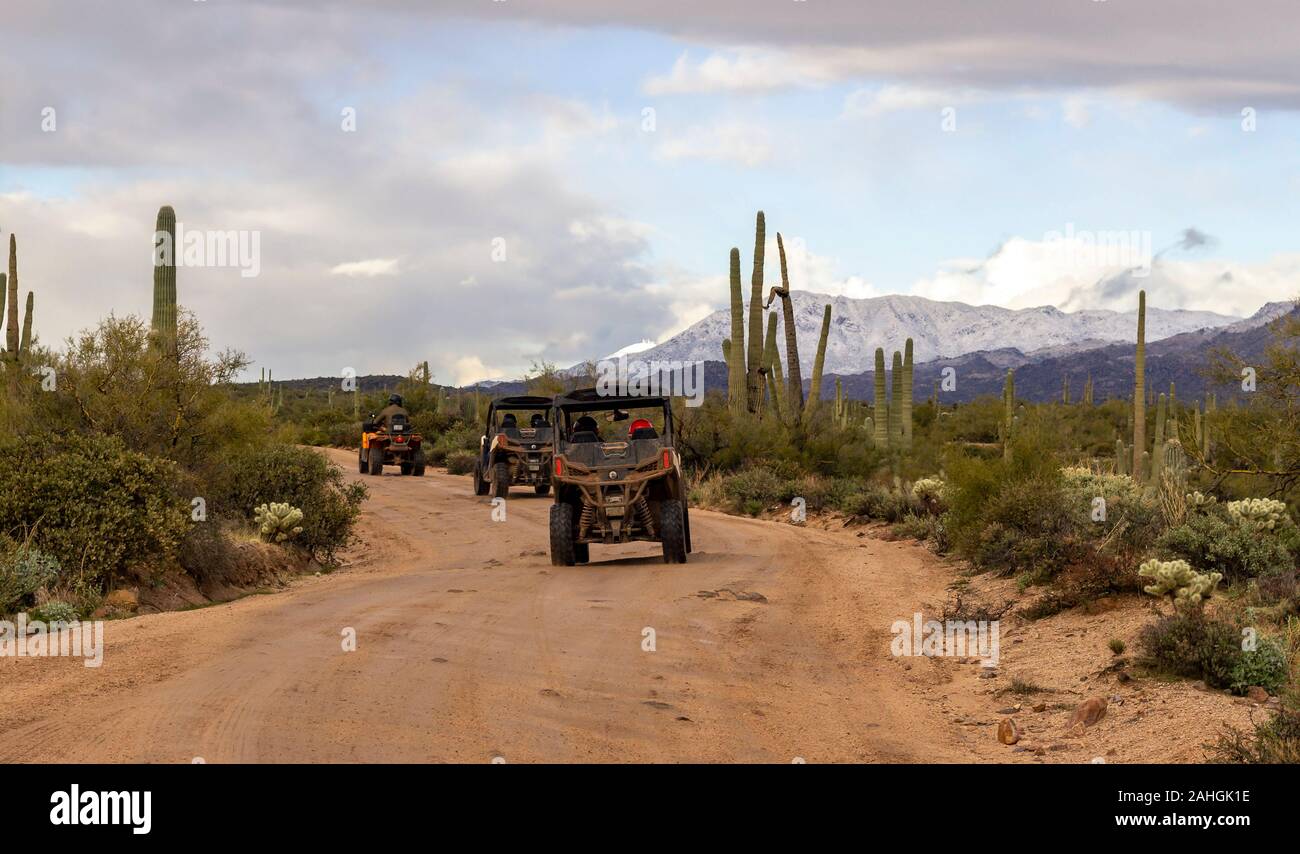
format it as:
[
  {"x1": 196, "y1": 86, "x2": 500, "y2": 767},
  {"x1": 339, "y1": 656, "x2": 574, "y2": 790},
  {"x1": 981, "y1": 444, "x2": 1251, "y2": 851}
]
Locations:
[
  {"x1": 997, "y1": 717, "x2": 1021, "y2": 745},
  {"x1": 1246, "y1": 686, "x2": 1270, "y2": 704},
  {"x1": 1031, "y1": 702, "x2": 1047, "y2": 713},
  {"x1": 1065, "y1": 696, "x2": 1108, "y2": 732}
]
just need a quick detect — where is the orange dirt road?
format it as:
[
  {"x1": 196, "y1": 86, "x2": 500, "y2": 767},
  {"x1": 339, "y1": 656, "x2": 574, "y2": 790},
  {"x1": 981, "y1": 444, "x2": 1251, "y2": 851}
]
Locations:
[{"x1": 0, "y1": 449, "x2": 981, "y2": 763}]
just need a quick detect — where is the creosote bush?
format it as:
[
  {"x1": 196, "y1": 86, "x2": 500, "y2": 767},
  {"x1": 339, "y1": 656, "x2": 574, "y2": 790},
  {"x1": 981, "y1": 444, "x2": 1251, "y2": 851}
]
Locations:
[{"x1": 445, "y1": 450, "x2": 477, "y2": 475}]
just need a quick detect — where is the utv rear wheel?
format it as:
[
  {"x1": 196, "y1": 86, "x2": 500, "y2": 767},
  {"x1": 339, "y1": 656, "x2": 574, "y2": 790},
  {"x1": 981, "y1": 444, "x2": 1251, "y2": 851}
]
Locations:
[
  {"x1": 472, "y1": 459, "x2": 489, "y2": 495},
  {"x1": 399, "y1": 461, "x2": 413, "y2": 476},
  {"x1": 491, "y1": 461, "x2": 510, "y2": 500},
  {"x1": 368, "y1": 446, "x2": 384, "y2": 476},
  {"x1": 550, "y1": 503, "x2": 576, "y2": 566},
  {"x1": 358, "y1": 447, "x2": 368, "y2": 475},
  {"x1": 660, "y1": 499, "x2": 688, "y2": 564},
  {"x1": 413, "y1": 449, "x2": 426, "y2": 477}
]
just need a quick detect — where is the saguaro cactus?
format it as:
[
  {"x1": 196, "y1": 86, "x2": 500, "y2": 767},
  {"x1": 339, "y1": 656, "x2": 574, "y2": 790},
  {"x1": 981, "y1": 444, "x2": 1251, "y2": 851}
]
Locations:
[
  {"x1": 1132, "y1": 289, "x2": 1146, "y2": 478},
  {"x1": 19, "y1": 292, "x2": 33, "y2": 356},
  {"x1": 727, "y1": 247, "x2": 745, "y2": 414},
  {"x1": 1002, "y1": 369, "x2": 1015, "y2": 459},
  {"x1": 763, "y1": 233, "x2": 806, "y2": 415},
  {"x1": 6, "y1": 235, "x2": 19, "y2": 357},
  {"x1": 764, "y1": 312, "x2": 785, "y2": 408},
  {"x1": 873, "y1": 348, "x2": 888, "y2": 447},
  {"x1": 802, "y1": 304, "x2": 832, "y2": 424},
  {"x1": 745, "y1": 211, "x2": 766, "y2": 412},
  {"x1": 151, "y1": 205, "x2": 179, "y2": 356},
  {"x1": 890, "y1": 351, "x2": 904, "y2": 442},
  {"x1": 1115, "y1": 438, "x2": 1128, "y2": 476},
  {"x1": 901, "y1": 338, "x2": 913, "y2": 448}
]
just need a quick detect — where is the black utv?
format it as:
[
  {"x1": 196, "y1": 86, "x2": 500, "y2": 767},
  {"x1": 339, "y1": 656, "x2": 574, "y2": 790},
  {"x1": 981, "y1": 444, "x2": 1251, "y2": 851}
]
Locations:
[
  {"x1": 548, "y1": 389, "x2": 691, "y2": 565},
  {"x1": 472, "y1": 395, "x2": 555, "y2": 499}
]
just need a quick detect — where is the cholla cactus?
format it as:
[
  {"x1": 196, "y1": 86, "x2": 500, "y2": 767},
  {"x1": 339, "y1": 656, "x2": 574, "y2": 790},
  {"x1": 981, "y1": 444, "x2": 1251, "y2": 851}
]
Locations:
[
  {"x1": 1226, "y1": 498, "x2": 1289, "y2": 531},
  {"x1": 1138, "y1": 558, "x2": 1222, "y2": 612},
  {"x1": 912, "y1": 477, "x2": 946, "y2": 502},
  {"x1": 254, "y1": 502, "x2": 305, "y2": 544},
  {"x1": 1186, "y1": 491, "x2": 1217, "y2": 510}
]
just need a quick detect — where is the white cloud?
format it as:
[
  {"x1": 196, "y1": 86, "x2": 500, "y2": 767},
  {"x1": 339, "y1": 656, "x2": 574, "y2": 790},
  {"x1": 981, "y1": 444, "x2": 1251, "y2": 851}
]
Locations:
[
  {"x1": 842, "y1": 85, "x2": 981, "y2": 118},
  {"x1": 1062, "y1": 96, "x2": 1091, "y2": 128},
  {"x1": 655, "y1": 121, "x2": 772, "y2": 166},
  {"x1": 909, "y1": 235, "x2": 1299, "y2": 316},
  {"x1": 452, "y1": 355, "x2": 504, "y2": 386},
  {"x1": 329, "y1": 258, "x2": 400, "y2": 277}
]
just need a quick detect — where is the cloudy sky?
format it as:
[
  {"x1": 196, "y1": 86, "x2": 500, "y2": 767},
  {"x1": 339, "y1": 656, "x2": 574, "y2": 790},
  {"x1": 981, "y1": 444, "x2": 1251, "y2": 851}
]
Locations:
[{"x1": 3, "y1": 1, "x2": 1299, "y2": 384}]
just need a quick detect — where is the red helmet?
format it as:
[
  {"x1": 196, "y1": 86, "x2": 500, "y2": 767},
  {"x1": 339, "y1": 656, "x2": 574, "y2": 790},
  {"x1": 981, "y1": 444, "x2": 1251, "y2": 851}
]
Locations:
[{"x1": 629, "y1": 418, "x2": 653, "y2": 437}]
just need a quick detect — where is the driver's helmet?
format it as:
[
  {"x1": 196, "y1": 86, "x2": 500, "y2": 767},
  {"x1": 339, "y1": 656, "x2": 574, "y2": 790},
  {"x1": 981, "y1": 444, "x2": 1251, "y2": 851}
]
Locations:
[
  {"x1": 628, "y1": 418, "x2": 653, "y2": 437},
  {"x1": 388, "y1": 393, "x2": 404, "y2": 407},
  {"x1": 501, "y1": 413, "x2": 518, "y2": 428},
  {"x1": 573, "y1": 415, "x2": 599, "y2": 435},
  {"x1": 530, "y1": 413, "x2": 546, "y2": 427}
]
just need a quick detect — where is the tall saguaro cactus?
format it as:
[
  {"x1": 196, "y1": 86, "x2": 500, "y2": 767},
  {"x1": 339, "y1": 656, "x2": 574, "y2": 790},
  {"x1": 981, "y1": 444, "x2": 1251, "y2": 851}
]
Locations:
[
  {"x1": 763, "y1": 312, "x2": 785, "y2": 421},
  {"x1": 802, "y1": 304, "x2": 832, "y2": 424},
  {"x1": 889, "y1": 351, "x2": 904, "y2": 442},
  {"x1": 1132, "y1": 289, "x2": 1146, "y2": 478},
  {"x1": 19, "y1": 292, "x2": 33, "y2": 356},
  {"x1": 873, "y1": 347, "x2": 888, "y2": 447},
  {"x1": 726, "y1": 247, "x2": 745, "y2": 414},
  {"x1": 6, "y1": 235, "x2": 19, "y2": 357},
  {"x1": 901, "y1": 338, "x2": 914, "y2": 448},
  {"x1": 745, "y1": 211, "x2": 766, "y2": 412},
  {"x1": 765, "y1": 233, "x2": 804, "y2": 415},
  {"x1": 151, "y1": 205, "x2": 179, "y2": 357}
]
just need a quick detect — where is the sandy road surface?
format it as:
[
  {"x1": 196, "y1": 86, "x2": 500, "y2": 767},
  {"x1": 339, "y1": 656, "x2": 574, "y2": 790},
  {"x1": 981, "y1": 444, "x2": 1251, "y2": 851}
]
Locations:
[{"x1": 0, "y1": 448, "x2": 981, "y2": 763}]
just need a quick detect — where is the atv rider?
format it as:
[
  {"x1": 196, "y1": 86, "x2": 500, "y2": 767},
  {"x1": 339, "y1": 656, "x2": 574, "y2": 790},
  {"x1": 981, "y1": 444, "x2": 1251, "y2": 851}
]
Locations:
[{"x1": 373, "y1": 394, "x2": 408, "y2": 432}]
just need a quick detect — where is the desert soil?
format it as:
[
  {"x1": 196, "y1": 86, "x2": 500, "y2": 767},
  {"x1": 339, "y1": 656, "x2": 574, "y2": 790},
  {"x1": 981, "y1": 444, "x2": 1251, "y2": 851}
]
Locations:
[{"x1": 0, "y1": 448, "x2": 1257, "y2": 763}]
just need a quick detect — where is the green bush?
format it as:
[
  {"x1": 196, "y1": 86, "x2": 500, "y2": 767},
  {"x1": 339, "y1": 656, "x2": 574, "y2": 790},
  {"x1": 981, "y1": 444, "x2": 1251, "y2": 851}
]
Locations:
[
  {"x1": 445, "y1": 450, "x2": 477, "y2": 475},
  {"x1": 720, "y1": 467, "x2": 788, "y2": 514},
  {"x1": 216, "y1": 445, "x2": 366, "y2": 563},
  {"x1": 1137, "y1": 612, "x2": 1243, "y2": 689},
  {"x1": 29, "y1": 600, "x2": 79, "y2": 623},
  {"x1": 1210, "y1": 692, "x2": 1300, "y2": 763},
  {"x1": 1230, "y1": 636, "x2": 1290, "y2": 695},
  {"x1": 0, "y1": 434, "x2": 188, "y2": 587},
  {"x1": 1158, "y1": 511, "x2": 1293, "y2": 582},
  {"x1": 0, "y1": 539, "x2": 61, "y2": 615}
]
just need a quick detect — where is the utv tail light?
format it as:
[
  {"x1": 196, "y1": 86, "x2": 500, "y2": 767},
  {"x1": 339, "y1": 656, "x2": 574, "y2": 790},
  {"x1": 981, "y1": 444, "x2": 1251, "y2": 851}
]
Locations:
[
  {"x1": 661, "y1": 449, "x2": 672, "y2": 470},
  {"x1": 554, "y1": 458, "x2": 564, "y2": 477}
]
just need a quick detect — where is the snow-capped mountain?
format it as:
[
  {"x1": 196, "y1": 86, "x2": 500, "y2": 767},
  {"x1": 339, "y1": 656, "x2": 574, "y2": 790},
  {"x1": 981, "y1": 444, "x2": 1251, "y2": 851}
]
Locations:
[{"x1": 636, "y1": 293, "x2": 1240, "y2": 376}]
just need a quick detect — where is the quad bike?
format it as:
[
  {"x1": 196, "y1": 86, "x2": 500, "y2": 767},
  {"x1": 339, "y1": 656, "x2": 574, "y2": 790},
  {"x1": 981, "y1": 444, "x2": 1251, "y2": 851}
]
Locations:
[
  {"x1": 548, "y1": 389, "x2": 691, "y2": 566},
  {"x1": 359, "y1": 412, "x2": 426, "y2": 476},
  {"x1": 471, "y1": 395, "x2": 555, "y2": 499}
]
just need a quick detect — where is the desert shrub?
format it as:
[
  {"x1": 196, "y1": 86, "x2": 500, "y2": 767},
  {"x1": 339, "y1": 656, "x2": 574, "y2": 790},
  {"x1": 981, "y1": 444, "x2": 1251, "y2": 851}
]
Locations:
[
  {"x1": 943, "y1": 428, "x2": 1077, "y2": 576},
  {"x1": 28, "y1": 600, "x2": 79, "y2": 624},
  {"x1": 216, "y1": 445, "x2": 366, "y2": 563},
  {"x1": 326, "y1": 421, "x2": 361, "y2": 449},
  {"x1": 1230, "y1": 636, "x2": 1290, "y2": 695},
  {"x1": 1209, "y1": 692, "x2": 1300, "y2": 763},
  {"x1": 911, "y1": 477, "x2": 947, "y2": 515},
  {"x1": 1158, "y1": 511, "x2": 1293, "y2": 582},
  {"x1": 431, "y1": 425, "x2": 481, "y2": 465},
  {"x1": 445, "y1": 450, "x2": 477, "y2": 475},
  {"x1": 1137, "y1": 612, "x2": 1242, "y2": 689},
  {"x1": 720, "y1": 466, "x2": 787, "y2": 514},
  {"x1": 0, "y1": 539, "x2": 61, "y2": 615},
  {"x1": 0, "y1": 434, "x2": 188, "y2": 587}
]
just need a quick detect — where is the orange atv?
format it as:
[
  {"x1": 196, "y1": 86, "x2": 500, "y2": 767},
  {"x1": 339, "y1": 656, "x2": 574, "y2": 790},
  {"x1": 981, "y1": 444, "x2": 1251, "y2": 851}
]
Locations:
[{"x1": 359, "y1": 413, "x2": 426, "y2": 476}]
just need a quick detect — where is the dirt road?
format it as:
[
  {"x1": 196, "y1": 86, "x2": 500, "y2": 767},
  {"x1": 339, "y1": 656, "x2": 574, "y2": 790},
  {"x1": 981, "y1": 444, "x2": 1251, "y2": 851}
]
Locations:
[{"x1": 0, "y1": 449, "x2": 983, "y2": 763}]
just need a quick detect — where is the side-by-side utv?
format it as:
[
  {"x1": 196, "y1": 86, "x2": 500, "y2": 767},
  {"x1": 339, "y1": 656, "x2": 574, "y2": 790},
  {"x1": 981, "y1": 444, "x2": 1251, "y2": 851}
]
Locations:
[
  {"x1": 548, "y1": 389, "x2": 691, "y2": 565},
  {"x1": 472, "y1": 395, "x2": 555, "y2": 499}
]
